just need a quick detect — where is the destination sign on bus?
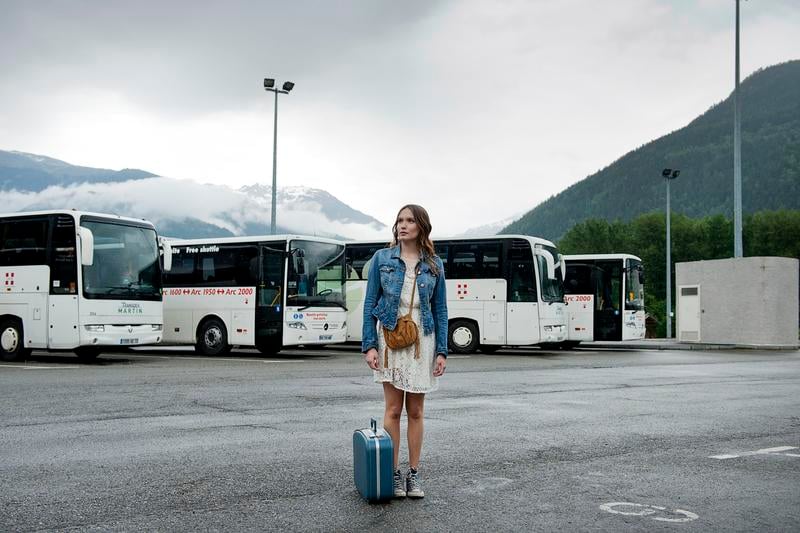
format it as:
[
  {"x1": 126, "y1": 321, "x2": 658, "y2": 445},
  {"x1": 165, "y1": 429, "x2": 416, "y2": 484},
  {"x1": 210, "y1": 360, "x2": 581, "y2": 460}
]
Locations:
[{"x1": 180, "y1": 245, "x2": 220, "y2": 254}]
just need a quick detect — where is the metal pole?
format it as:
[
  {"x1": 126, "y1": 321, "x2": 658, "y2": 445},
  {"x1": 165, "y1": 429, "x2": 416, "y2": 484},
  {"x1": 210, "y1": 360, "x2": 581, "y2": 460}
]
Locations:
[
  {"x1": 733, "y1": 0, "x2": 743, "y2": 257},
  {"x1": 271, "y1": 89, "x2": 279, "y2": 235},
  {"x1": 666, "y1": 177, "x2": 672, "y2": 339}
]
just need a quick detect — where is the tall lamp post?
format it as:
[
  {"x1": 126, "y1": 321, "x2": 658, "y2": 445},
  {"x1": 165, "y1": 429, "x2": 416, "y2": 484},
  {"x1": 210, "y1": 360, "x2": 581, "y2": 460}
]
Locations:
[
  {"x1": 662, "y1": 168, "x2": 680, "y2": 338},
  {"x1": 263, "y1": 78, "x2": 295, "y2": 235},
  {"x1": 733, "y1": 0, "x2": 744, "y2": 257}
]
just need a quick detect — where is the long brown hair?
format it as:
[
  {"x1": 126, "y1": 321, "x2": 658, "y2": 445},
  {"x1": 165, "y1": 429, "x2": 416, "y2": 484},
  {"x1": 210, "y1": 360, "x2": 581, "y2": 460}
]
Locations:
[{"x1": 390, "y1": 204, "x2": 439, "y2": 274}]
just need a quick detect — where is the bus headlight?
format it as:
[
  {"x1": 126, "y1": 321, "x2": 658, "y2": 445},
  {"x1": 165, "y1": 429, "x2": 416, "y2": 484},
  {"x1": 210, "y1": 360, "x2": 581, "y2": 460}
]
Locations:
[
  {"x1": 85, "y1": 325, "x2": 105, "y2": 332},
  {"x1": 341, "y1": 320, "x2": 347, "y2": 329},
  {"x1": 287, "y1": 322, "x2": 307, "y2": 330},
  {"x1": 543, "y1": 326, "x2": 553, "y2": 332},
  {"x1": 151, "y1": 324, "x2": 163, "y2": 331}
]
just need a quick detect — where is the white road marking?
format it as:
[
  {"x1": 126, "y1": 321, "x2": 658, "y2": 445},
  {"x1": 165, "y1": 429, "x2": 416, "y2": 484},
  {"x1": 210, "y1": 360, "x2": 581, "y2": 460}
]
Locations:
[
  {"x1": 123, "y1": 354, "x2": 305, "y2": 364},
  {"x1": 177, "y1": 356, "x2": 304, "y2": 364},
  {"x1": 600, "y1": 502, "x2": 699, "y2": 523},
  {"x1": 0, "y1": 365, "x2": 82, "y2": 370},
  {"x1": 448, "y1": 355, "x2": 471, "y2": 359},
  {"x1": 653, "y1": 509, "x2": 701, "y2": 523},
  {"x1": 710, "y1": 446, "x2": 798, "y2": 459},
  {"x1": 600, "y1": 502, "x2": 657, "y2": 516}
]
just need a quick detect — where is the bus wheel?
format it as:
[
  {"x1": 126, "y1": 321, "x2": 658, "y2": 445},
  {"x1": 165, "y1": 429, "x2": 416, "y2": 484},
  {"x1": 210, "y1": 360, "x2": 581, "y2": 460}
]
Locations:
[
  {"x1": 1, "y1": 318, "x2": 25, "y2": 362},
  {"x1": 74, "y1": 347, "x2": 102, "y2": 360},
  {"x1": 449, "y1": 320, "x2": 478, "y2": 354},
  {"x1": 197, "y1": 318, "x2": 231, "y2": 356},
  {"x1": 256, "y1": 339, "x2": 282, "y2": 355},
  {"x1": 480, "y1": 344, "x2": 501, "y2": 354}
]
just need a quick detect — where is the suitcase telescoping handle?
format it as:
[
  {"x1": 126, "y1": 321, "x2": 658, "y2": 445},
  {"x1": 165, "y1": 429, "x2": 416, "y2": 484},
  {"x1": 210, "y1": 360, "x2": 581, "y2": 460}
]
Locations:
[{"x1": 370, "y1": 418, "x2": 378, "y2": 434}]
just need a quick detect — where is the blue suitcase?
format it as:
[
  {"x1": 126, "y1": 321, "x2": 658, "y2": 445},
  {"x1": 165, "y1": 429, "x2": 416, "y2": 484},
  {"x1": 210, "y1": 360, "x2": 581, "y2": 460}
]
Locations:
[{"x1": 353, "y1": 418, "x2": 394, "y2": 503}]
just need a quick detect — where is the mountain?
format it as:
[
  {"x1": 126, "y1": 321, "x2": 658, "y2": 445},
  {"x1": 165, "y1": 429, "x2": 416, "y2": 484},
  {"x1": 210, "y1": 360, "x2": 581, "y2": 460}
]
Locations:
[
  {"x1": 239, "y1": 184, "x2": 385, "y2": 231},
  {"x1": 0, "y1": 150, "x2": 156, "y2": 191},
  {"x1": 455, "y1": 212, "x2": 524, "y2": 237},
  {"x1": 503, "y1": 60, "x2": 800, "y2": 241},
  {"x1": 0, "y1": 153, "x2": 387, "y2": 240}
]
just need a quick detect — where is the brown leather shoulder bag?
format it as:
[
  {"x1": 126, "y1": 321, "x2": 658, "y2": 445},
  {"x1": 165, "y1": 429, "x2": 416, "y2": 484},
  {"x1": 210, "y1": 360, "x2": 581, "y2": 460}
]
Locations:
[{"x1": 382, "y1": 270, "x2": 420, "y2": 366}]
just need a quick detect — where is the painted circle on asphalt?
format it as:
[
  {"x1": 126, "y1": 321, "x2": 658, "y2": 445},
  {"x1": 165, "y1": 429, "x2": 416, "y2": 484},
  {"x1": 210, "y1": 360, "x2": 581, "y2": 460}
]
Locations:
[{"x1": 600, "y1": 502, "x2": 699, "y2": 523}]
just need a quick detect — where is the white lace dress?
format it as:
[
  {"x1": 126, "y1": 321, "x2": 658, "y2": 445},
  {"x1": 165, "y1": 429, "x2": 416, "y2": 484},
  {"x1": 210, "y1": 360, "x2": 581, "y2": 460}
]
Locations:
[{"x1": 374, "y1": 258, "x2": 438, "y2": 394}]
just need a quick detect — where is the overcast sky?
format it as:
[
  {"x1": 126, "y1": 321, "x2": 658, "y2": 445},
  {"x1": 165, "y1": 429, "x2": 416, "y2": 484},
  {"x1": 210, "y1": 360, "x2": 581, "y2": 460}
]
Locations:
[{"x1": 1, "y1": 0, "x2": 798, "y2": 235}]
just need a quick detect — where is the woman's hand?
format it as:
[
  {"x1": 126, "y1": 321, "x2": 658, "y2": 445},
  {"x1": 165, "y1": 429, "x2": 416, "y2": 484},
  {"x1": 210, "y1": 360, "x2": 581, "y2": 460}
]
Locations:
[
  {"x1": 364, "y1": 348, "x2": 380, "y2": 370},
  {"x1": 433, "y1": 354, "x2": 447, "y2": 377}
]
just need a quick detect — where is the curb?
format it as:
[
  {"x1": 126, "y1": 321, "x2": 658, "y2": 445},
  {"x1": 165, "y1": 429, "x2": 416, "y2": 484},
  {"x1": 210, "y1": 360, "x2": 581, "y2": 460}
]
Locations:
[{"x1": 586, "y1": 340, "x2": 800, "y2": 352}]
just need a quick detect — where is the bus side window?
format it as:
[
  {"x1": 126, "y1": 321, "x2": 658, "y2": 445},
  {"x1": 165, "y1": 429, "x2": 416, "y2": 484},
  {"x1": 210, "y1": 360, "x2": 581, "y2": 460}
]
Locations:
[
  {"x1": 50, "y1": 215, "x2": 77, "y2": 294},
  {"x1": 345, "y1": 244, "x2": 383, "y2": 280},
  {"x1": 507, "y1": 240, "x2": 537, "y2": 302},
  {"x1": 0, "y1": 218, "x2": 48, "y2": 266},
  {"x1": 435, "y1": 244, "x2": 449, "y2": 277},
  {"x1": 202, "y1": 257, "x2": 216, "y2": 283}
]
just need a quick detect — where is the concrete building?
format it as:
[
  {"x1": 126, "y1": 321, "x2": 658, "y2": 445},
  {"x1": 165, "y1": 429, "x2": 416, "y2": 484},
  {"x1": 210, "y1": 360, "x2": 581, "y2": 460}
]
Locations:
[{"x1": 675, "y1": 256, "x2": 799, "y2": 347}]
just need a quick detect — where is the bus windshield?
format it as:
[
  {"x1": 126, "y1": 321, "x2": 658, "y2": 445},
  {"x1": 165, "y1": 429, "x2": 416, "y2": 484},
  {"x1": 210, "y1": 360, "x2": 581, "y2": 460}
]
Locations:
[
  {"x1": 537, "y1": 245, "x2": 565, "y2": 303},
  {"x1": 625, "y1": 259, "x2": 645, "y2": 310},
  {"x1": 81, "y1": 220, "x2": 161, "y2": 300},
  {"x1": 287, "y1": 240, "x2": 346, "y2": 309}
]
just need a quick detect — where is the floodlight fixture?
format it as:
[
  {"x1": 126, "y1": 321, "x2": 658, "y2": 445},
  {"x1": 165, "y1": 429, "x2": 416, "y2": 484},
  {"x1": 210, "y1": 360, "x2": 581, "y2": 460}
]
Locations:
[
  {"x1": 282, "y1": 81, "x2": 295, "y2": 92},
  {"x1": 264, "y1": 78, "x2": 275, "y2": 89}
]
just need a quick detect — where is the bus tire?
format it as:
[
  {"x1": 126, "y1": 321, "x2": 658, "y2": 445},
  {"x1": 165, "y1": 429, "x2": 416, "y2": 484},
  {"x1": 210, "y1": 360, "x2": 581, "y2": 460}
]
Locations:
[
  {"x1": 74, "y1": 346, "x2": 102, "y2": 360},
  {"x1": 448, "y1": 320, "x2": 478, "y2": 354},
  {"x1": 196, "y1": 318, "x2": 231, "y2": 356},
  {"x1": 0, "y1": 318, "x2": 25, "y2": 362},
  {"x1": 480, "y1": 344, "x2": 501, "y2": 354}
]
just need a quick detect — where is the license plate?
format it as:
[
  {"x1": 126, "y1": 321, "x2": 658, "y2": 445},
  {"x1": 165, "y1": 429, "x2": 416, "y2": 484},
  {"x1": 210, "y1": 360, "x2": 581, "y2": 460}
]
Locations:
[
  {"x1": 319, "y1": 335, "x2": 332, "y2": 341},
  {"x1": 120, "y1": 338, "x2": 140, "y2": 345}
]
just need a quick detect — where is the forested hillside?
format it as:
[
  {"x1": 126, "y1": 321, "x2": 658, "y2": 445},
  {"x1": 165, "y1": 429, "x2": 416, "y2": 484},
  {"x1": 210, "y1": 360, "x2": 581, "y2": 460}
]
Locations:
[{"x1": 503, "y1": 60, "x2": 800, "y2": 241}]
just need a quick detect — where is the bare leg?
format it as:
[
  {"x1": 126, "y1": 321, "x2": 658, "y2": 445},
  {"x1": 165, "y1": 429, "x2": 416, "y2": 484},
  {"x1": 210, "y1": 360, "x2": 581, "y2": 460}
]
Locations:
[
  {"x1": 405, "y1": 392, "x2": 425, "y2": 469},
  {"x1": 383, "y1": 383, "x2": 405, "y2": 469}
]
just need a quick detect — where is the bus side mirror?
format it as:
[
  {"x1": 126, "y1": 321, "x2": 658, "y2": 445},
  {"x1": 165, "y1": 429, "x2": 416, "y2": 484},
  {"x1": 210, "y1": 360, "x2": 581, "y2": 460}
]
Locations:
[
  {"x1": 535, "y1": 248, "x2": 557, "y2": 280},
  {"x1": 77, "y1": 227, "x2": 94, "y2": 266},
  {"x1": 160, "y1": 238, "x2": 173, "y2": 272}
]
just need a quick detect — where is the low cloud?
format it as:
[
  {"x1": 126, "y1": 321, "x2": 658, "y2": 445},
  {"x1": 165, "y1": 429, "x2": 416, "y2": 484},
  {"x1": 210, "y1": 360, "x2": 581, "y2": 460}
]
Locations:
[{"x1": 3, "y1": 177, "x2": 388, "y2": 241}]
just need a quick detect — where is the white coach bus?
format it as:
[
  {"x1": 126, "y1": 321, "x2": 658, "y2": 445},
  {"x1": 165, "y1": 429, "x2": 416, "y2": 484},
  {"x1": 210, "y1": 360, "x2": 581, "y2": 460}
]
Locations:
[
  {"x1": 344, "y1": 235, "x2": 567, "y2": 354},
  {"x1": 161, "y1": 235, "x2": 347, "y2": 355},
  {"x1": 562, "y1": 253, "x2": 645, "y2": 345},
  {"x1": 0, "y1": 210, "x2": 172, "y2": 361}
]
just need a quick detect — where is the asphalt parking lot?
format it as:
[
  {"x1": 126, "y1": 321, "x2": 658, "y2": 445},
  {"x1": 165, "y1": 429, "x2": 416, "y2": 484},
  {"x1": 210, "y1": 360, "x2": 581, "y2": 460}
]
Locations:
[{"x1": 1, "y1": 345, "x2": 799, "y2": 532}]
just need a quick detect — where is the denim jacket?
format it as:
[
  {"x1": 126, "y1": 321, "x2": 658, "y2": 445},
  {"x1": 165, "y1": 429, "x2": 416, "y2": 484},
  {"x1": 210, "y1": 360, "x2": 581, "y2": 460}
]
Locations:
[{"x1": 361, "y1": 246, "x2": 448, "y2": 357}]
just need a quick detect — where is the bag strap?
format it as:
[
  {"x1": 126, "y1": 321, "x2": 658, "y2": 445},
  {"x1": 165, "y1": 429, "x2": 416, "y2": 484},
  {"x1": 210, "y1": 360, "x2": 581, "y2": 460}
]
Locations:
[{"x1": 408, "y1": 266, "x2": 418, "y2": 309}]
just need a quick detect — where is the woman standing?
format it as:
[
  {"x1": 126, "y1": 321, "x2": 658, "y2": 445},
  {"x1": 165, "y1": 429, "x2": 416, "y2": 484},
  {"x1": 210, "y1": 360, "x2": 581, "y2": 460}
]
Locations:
[{"x1": 362, "y1": 204, "x2": 448, "y2": 499}]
